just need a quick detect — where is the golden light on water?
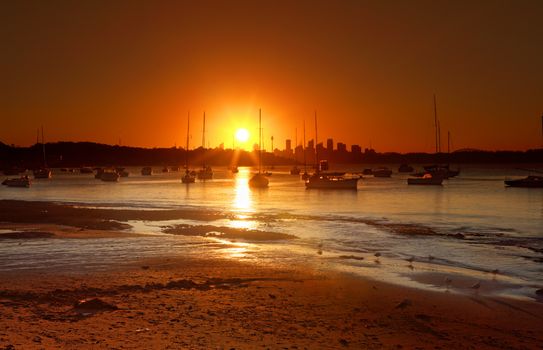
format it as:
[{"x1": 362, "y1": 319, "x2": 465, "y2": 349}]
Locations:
[{"x1": 232, "y1": 168, "x2": 252, "y2": 212}]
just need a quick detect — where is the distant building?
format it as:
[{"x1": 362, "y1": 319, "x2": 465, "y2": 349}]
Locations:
[
  {"x1": 285, "y1": 139, "x2": 292, "y2": 152},
  {"x1": 308, "y1": 139, "x2": 314, "y2": 150},
  {"x1": 326, "y1": 138, "x2": 333, "y2": 151},
  {"x1": 351, "y1": 144, "x2": 362, "y2": 154},
  {"x1": 337, "y1": 142, "x2": 347, "y2": 153}
]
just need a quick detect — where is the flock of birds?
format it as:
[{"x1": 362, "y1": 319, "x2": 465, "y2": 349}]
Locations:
[{"x1": 317, "y1": 242, "x2": 501, "y2": 294}]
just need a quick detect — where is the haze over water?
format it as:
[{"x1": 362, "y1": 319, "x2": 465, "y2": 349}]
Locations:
[{"x1": 1, "y1": 165, "x2": 542, "y2": 300}]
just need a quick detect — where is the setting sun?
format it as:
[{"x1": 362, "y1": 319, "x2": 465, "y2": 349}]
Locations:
[{"x1": 235, "y1": 128, "x2": 250, "y2": 143}]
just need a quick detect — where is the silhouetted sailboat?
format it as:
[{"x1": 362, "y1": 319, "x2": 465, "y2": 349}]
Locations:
[
  {"x1": 301, "y1": 120, "x2": 310, "y2": 180},
  {"x1": 33, "y1": 126, "x2": 51, "y2": 179},
  {"x1": 197, "y1": 112, "x2": 213, "y2": 180},
  {"x1": 290, "y1": 128, "x2": 301, "y2": 175},
  {"x1": 305, "y1": 112, "x2": 358, "y2": 190},
  {"x1": 2, "y1": 175, "x2": 31, "y2": 188},
  {"x1": 182, "y1": 112, "x2": 196, "y2": 184},
  {"x1": 249, "y1": 109, "x2": 269, "y2": 188}
]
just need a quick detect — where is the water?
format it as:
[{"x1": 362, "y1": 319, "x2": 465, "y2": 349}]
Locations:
[{"x1": 1, "y1": 165, "x2": 542, "y2": 299}]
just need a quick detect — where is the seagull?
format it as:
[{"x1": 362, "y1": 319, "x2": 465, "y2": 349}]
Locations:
[
  {"x1": 406, "y1": 256, "x2": 415, "y2": 268},
  {"x1": 444, "y1": 277, "x2": 452, "y2": 291},
  {"x1": 471, "y1": 281, "x2": 481, "y2": 294},
  {"x1": 490, "y1": 269, "x2": 499, "y2": 279}
]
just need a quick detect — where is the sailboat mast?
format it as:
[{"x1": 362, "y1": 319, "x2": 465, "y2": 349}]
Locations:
[
  {"x1": 185, "y1": 112, "x2": 190, "y2": 169},
  {"x1": 433, "y1": 94, "x2": 438, "y2": 153},
  {"x1": 41, "y1": 126, "x2": 46, "y2": 167},
  {"x1": 303, "y1": 120, "x2": 307, "y2": 172},
  {"x1": 438, "y1": 120, "x2": 441, "y2": 153},
  {"x1": 259, "y1": 109, "x2": 262, "y2": 174},
  {"x1": 314, "y1": 111, "x2": 318, "y2": 172}
]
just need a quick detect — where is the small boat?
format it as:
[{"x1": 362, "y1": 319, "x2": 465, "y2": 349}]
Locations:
[
  {"x1": 398, "y1": 164, "x2": 414, "y2": 173},
  {"x1": 33, "y1": 168, "x2": 52, "y2": 179},
  {"x1": 407, "y1": 173, "x2": 443, "y2": 185},
  {"x1": 34, "y1": 127, "x2": 51, "y2": 179},
  {"x1": 182, "y1": 170, "x2": 196, "y2": 183},
  {"x1": 504, "y1": 175, "x2": 543, "y2": 188},
  {"x1": 372, "y1": 167, "x2": 392, "y2": 177},
  {"x1": 423, "y1": 165, "x2": 460, "y2": 179},
  {"x1": 305, "y1": 173, "x2": 358, "y2": 190},
  {"x1": 100, "y1": 171, "x2": 120, "y2": 182},
  {"x1": 95, "y1": 168, "x2": 104, "y2": 179},
  {"x1": 2, "y1": 176, "x2": 31, "y2": 188},
  {"x1": 362, "y1": 168, "x2": 373, "y2": 175},
  {"x1": 304, "y1": 112, "x2": 358, "y2": 190},
  {"x1": 141, "y1": 167, "x2": 152, "y2": 176},
  {"x1": 249, "y1": 109, "x2": 269, "y2": 188},
  {"x1": 170, "y1": 166, "x2": 180, "y2": 172},
  {"x1": 197, "y1": 166, "x2": 213, "y2": 180},
  {"x1": 319, "y1": 160, "x2": 329, "y2": 171},
  {"x1": 182, "y1": 113, "x2": 196, "y2": 184},
  {"x1": 290, "y1": 165, "x2": 301, "y2": 175},
  {"x1": 116, "y1": 168, "x2": 129, "y2": 177},
  {"x1": 197, "y1": 112, "x2": 213, "y2": 181},
  {"x1": 80, "y1": 167, "x2": 93, "y2": 174},
  {"x1": 162, "y1": 167, "x2": 169, "y2": 173}
]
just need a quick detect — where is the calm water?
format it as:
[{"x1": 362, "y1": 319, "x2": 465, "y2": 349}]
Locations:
[{"x1": 1, "y1": 164, "x2": 542, "y2": 299}]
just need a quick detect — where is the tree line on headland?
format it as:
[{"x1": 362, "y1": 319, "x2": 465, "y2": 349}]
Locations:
[{"x1": 0, "y1": 141, "x2": 541, "y2": 169}]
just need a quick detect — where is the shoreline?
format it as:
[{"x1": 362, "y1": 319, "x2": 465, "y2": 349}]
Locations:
[
  {"x1": 1, "y1": 255, "x2": 542, "y2": 349},
  {"x1": 1, "y1": 199, "x2": 542, "y2": 302}
]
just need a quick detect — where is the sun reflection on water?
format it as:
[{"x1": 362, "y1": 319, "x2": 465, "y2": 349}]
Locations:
[{"x1": 233, "y1": 168, "x2": 253, "y2": 212}]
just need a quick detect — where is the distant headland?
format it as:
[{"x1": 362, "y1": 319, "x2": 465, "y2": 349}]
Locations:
[{"x1": 1, "y1": 141, "x2": 541, "y2": 169}]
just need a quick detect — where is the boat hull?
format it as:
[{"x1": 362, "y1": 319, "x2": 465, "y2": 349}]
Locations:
[
  {"x1": 305, "y1": 175, "x2": 358, "y2": 190},
  {"x1": 505, "y1": 176, "x2": 543, "y2": 188},
  {"x1": 2, "y1": 177, "x2": 31, "y2": 188},
  {"x1": 249, "y1": 173, "x2": 269, "y2": 188},
  {"x1": 407, "y1": 177, "x2": 443, "y2": 185}
]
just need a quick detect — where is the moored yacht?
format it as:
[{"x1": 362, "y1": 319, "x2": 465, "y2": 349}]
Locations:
[
  {"x1": 249, "y1": 109, "x2": 269, "y2": 188},
  {"x1": 2, "y1": 176, "x2": 31, "y2": 188}
]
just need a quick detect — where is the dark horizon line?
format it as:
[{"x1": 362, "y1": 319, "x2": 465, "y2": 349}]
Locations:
[{"x1": 2, "y1": 139, "x2": 542, "y2": 155}]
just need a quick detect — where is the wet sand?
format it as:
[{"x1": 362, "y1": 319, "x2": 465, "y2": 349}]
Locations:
[
  {"x1": 0, "y1": 256, "x2": 542, "y2": 349},
  {"x1": 1, "y1": 200, "x2": 543, "y2": 349}
]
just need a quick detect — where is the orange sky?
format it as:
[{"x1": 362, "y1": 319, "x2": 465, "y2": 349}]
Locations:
[{"x1": 2, "y1": 0, "x2": 542, "y2": 152}]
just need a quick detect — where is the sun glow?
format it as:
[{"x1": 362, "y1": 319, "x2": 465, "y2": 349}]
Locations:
[{"x1": 235, "y1": 128, "x2": 250, "y2": 143}]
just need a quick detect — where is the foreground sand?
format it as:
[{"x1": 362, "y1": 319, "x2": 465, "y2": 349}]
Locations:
[
  {"x1": 1, "y1": 254, "x2": 542, "y2": 350},
  {"x1": 1, "y1": 200, "x2": 542, "y2": 349}
]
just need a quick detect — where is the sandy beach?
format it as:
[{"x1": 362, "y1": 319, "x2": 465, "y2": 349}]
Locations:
[{"x1": 1, "y1": 200, "x2": 543, "y2": 349}]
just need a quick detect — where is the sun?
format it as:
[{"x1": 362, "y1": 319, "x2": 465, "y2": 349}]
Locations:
[{"x1": 235, "y1": 128, "x2": 250, "y2": 143}]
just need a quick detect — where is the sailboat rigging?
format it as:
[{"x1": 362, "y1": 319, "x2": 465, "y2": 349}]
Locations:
[
  {"x1": 197, "y1": 112, "x2": 213, "y2": 180},
  {"x1": 249, "y1": 109, "x2": 269, "y2": 188},
  {"x1": 305, "y1": 112, "x2": 358, "y2": 189},
  {"x1": 33, "y1": 126, "x2": 52, "y2": 179},
  {"x1": 182, "y1": 112, "x2": 196, "y2": 183}
]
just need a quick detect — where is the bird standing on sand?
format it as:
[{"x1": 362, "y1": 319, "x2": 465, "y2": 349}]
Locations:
[
  {"x1": 444, "y1": 277, "x2": 452, "y2": 291},
  {"x1": 490, "y1": 269, "x2": 499, "y2": 279},
  {"x1": 471, "y1": 281, "x2": 481, "y2": 294},
  {"x1": 374, "y1": 252, "x2": 381, "y2": 263},
  {"x1": 406, "y1": 256, "x2": 415, "y2": 269}
]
